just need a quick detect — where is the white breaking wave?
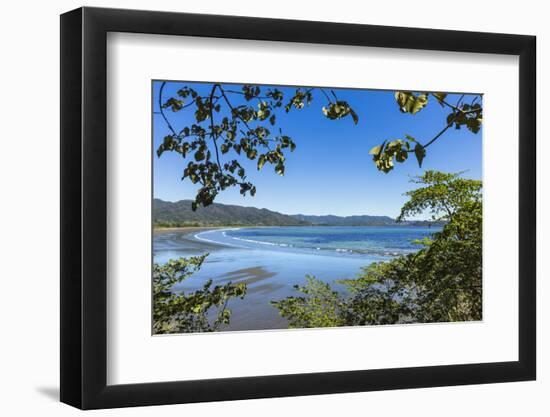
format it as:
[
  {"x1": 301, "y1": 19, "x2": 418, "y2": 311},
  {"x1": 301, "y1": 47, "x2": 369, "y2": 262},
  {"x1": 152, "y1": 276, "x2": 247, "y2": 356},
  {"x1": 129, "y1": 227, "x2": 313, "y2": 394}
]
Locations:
[
  {"x1": 194, "y1": 229, "x2": 295, "y2": 250},
  {"x1": 228, "y1": 235, "x2": 280, "y2": 246},
  {"x1": 194, "y1": 228, "x2": 244, "y2": 248},
  {"x1": 193, "y1": 228, "x2": 404, "y2": 258}
]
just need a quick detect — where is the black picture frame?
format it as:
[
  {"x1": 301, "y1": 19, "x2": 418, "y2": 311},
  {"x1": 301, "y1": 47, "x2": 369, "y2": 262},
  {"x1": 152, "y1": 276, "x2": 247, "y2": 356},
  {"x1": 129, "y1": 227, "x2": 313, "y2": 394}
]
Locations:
[{"x1": 60, "y1": 6, "x2": 536, "y2": 410}]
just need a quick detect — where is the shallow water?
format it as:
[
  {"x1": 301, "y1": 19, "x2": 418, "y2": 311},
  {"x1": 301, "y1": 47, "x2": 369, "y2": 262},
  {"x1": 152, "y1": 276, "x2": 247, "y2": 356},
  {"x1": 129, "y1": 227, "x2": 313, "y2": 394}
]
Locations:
[{"x1": 153, "y1": 226, "x2": 439, "y2": 331}]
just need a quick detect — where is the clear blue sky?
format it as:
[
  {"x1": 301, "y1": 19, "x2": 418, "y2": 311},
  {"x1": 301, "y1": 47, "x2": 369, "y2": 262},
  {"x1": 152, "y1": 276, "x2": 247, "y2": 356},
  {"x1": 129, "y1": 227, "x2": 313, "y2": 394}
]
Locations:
[{"x1": 153, "y1": 81, "x2": 482, "y2": 218}]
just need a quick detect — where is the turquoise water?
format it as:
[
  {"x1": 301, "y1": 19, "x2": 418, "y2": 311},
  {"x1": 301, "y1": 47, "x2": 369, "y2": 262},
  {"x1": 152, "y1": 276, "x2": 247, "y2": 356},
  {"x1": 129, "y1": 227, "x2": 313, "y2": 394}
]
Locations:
[
  {"x1": 153, "y1": 226, "x2": 439, "y2": 331},
  {"x1": 220, "y1": 226, "x2": 435, "y2": 256}
]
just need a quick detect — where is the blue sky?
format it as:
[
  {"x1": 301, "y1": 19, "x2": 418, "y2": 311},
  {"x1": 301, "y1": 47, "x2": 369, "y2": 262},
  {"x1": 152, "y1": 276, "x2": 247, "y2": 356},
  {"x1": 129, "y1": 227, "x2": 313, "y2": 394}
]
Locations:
[{"x1": 153, "y1": 81, "x2": 482, "y2": 218}]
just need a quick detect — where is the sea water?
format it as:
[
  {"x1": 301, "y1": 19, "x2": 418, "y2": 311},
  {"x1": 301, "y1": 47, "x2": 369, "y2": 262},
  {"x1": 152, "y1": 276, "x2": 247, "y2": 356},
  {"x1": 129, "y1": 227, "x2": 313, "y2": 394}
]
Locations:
[{"x1": 153, "y1": 226, "x2": 439, "y2": 331}]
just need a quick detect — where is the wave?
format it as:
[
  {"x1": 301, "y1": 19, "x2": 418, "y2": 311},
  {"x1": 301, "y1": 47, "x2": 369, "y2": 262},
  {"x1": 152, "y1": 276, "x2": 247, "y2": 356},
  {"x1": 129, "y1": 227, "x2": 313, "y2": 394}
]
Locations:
[
  {"x1": 193, "y1": 228, "x2": 244, "y2": 247},
  {"x1": 194, "y1": 228, "x2": 415, "y2": 259},
  {"x1": 227, "y1": 232, "x2": 407, "y2": 256},
  {"x1": 228, "y1": 235, "x2": 293, "y2": 248}
]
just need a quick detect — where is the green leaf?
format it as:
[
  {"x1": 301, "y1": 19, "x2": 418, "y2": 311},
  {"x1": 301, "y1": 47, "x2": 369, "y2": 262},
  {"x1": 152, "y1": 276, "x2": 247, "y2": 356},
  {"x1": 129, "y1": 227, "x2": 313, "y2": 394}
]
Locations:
[
  {"x1": 275, "y1": 163, "x2": 285, "y2": 176},
  {"x1": 414, "y1": 144, "x2": 426, "y2": 168},
  {"x1": 395, "y1": 92, "x2": 428, "y2": 114},
  {"x1": 163, "y1": 135, "x2": 174, "y2": 147},
  {"x1": 257, "y1": 155, "x2": 266, "y2": 170},
  {"x1": 321, "y1": 101, "x2": 358, "y2": 124},
  {"x1": 369, "y1": 141, "x2": 385, "y2": 157},
  {"x1": 156, "y1": 145, "x2": 165, "y2": 157},
  {"x1": 350, "y1": 108, "x2": 359, "y2": 125},
  {"x1": 195, "y1": 108, "x2": 210, "y2": 122},
  {"x1": 395, "y1": 149, "x2": 408, "y2": 163},
  {"x1": 194, "y1": 150, "x2": 205, "y2": 161},
  {"x1": 432, "y1": 92, "x2": 448, "y2": 107},
  {"x1": 162, "y1": 98, "x2": 183, "y2": 112}
]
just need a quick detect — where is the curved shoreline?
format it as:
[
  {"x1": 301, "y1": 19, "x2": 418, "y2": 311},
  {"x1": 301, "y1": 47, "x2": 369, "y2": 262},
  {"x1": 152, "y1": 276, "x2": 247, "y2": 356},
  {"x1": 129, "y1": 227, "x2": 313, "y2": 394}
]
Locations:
[
  {"x1": 193, "y1": 228, "x2": 244, "y2": 248},
  {"x1": 192, "y1": 227, "x2": 405, "y2": 259}
]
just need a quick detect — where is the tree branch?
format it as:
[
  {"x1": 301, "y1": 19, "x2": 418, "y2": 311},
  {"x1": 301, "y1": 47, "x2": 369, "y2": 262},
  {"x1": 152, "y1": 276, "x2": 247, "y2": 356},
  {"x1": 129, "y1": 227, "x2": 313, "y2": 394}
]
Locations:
[
  {"x1": 218, "y1": 86, "x2": 266, "y2": 145},
  {"x1": 319, "y1": 88, "x2": 333, "y2": 103},
  {"x1": 431, "y1": 93, "x2": 481, "y2": 116},
  {"x1": 208, "y1": 84, "x2": 223, "y2": 173},
  {"x1": 408, "y1": 94, "x2": 480, "y2": 152},
  {"x1": 223, "y1": 89, "x2": 271, "y2": 100},
  {"x1": 158, "y1": 81, "x2": 177, "y2": 136},
  {"x1": 421, "y1": 118, "x2": 456, "y2": 149}
]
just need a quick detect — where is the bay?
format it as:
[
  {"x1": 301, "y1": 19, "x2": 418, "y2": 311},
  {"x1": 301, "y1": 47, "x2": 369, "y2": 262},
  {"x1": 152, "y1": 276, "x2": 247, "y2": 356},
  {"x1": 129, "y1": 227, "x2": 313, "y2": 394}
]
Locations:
[{"x1": 153, "y1": 225, "x2": 439, "y2": 331}]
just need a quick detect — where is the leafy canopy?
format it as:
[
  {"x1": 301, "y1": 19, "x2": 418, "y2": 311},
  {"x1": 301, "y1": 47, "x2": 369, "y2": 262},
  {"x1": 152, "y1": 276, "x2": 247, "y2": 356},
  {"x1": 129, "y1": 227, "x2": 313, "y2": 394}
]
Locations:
[
  {"x1": 157, "y1": 82, "x2": 359, "y2": 210},
  {"x1": 153, "y1": 254, "x2": 247, "y2": 334},
  {"x1": 157, "y1": 84, "x2": 482, "y2": 209},
  {"x1": 370, "y1": 92, "x2": 483, "y2": 173}
]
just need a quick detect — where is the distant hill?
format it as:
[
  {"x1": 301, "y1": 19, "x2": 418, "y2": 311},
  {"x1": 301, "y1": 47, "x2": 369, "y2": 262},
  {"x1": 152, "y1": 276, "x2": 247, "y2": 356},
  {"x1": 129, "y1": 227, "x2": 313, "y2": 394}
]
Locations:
[
  {"x1": 153, "y1": 199, "x2": 310, "y2": 227},
  {"x1": 291, "y1": 214, "x2": 396, "y2": 226},
  {"x1": 153, "y1": 199, "x2": 443, "y2": 228},
  {"x1": 291, "y1": 214, "x2": 444, "y2": 227}
]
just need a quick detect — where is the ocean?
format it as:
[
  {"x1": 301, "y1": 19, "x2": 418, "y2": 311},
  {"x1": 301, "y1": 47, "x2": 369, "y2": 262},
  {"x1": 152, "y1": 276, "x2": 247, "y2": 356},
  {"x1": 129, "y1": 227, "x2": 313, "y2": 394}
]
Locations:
[{"x1": 153, "y1": 226, "x2": 440, "y2": 331}]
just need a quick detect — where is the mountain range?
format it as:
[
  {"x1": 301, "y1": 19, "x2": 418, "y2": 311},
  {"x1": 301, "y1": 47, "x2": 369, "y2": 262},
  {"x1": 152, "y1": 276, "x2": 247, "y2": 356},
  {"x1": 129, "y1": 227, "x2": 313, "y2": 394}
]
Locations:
[
  {"x1": 291, "y1": 213, "x2": 395, "y2": 226},
  {"x1": 153, "y1": 199, "x2": 309, "y2": 227},
  {"x1": 152, "y1": 199, "x2": 438, "y2": 227}
]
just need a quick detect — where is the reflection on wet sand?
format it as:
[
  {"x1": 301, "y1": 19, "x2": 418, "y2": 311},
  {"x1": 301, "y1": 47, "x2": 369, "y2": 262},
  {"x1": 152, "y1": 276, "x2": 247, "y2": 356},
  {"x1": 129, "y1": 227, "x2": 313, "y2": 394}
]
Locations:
[{"x1": 220, "y1": 266, "x2": 274, "y2": 283}]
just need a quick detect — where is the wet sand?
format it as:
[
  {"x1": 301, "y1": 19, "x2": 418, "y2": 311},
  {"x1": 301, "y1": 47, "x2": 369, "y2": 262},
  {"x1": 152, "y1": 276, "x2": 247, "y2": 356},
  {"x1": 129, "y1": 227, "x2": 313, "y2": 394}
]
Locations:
[{"x1": 153, "y1": 226, "x2": 231, "y2": 253}]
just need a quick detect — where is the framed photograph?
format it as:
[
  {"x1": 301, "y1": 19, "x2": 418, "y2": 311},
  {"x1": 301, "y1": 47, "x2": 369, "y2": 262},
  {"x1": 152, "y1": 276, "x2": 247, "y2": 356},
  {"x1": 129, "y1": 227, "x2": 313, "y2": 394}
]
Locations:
[{"x1": 60, "y1": 6, "x2": 536, "y2": 409}]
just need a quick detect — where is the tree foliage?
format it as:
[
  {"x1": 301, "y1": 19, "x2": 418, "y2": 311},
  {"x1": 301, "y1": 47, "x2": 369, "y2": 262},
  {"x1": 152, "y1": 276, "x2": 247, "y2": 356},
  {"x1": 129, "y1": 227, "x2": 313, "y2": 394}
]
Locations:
[
  {"x1": 397, "y1": 170, "x2": 482, "y2": 222},
  {"x1": 271, "y1": 275, "x2": 346, "y2": 329},
  {"x1": 153, "y1": 254, "x2": 247, "y2": 334},
  {"x1": 370, "y1": 92, "x2": 483, "y2": 173},
  {"x1": 156, "y1": 82, "x2": 359, "y2": 210},
  {"x1": 157, "y1": 84, "x2": 482, "y2": 208},
  {"x1": 272, "y1": 170, "x2": 482, "y2": 327}
]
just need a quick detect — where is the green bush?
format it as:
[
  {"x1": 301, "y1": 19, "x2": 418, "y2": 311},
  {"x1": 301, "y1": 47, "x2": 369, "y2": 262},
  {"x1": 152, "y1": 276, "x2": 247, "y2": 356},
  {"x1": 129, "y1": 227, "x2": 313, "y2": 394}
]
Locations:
[
  {"x1": 272, "y1": 171, "x2": 482, "y2": 327},
  {"x1": 153, "y1": 254, "x2": 247, "y2": 334}
]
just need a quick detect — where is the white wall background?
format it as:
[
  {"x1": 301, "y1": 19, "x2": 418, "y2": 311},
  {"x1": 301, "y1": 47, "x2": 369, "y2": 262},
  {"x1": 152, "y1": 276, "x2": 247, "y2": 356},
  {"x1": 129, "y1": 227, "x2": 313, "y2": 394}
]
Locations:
[{"x1": 0, "y1": 0, "x2": 545, "y2": 415}]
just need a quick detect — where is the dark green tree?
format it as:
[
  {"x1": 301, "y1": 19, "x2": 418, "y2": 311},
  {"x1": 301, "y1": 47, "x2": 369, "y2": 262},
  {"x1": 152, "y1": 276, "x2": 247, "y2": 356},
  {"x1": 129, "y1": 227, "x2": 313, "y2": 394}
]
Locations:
[
  {"x1": 272, "y1": 171, "x2": 483, "y2": 327},
  {"x1": 153, "y1": 254, "x2": 247, "y2": 334}
]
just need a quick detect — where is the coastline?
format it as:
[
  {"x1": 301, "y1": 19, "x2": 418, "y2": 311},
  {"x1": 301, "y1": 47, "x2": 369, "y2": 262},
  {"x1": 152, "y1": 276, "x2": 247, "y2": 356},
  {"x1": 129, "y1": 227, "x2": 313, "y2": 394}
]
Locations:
[
  {"x1": 154, "y1": 225, "x2": 441, "y2": 257},
  {"x1": 153, "y1": 225, "x2": 271, "y2": 235},
  {"x1": 153, "y1": 226, "x2": 224, "y2": 235},
  {"x1": 154, "y1": 226, "x2": 238, "y2": 254}
]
